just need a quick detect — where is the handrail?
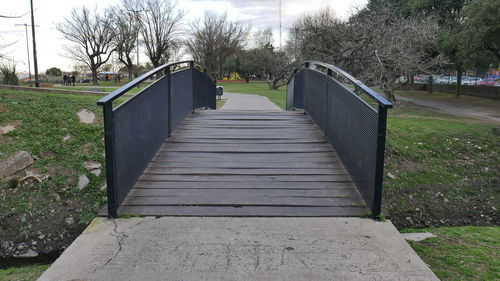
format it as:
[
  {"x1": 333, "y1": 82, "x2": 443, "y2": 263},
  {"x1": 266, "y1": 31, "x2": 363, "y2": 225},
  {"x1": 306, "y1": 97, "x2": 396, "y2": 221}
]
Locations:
[
  {"x1": 97, "y1": 60, "x2": 204, "y2": 105},
  {"x1": 288, "y1": 61, "x2": 393, "y2": 109}
]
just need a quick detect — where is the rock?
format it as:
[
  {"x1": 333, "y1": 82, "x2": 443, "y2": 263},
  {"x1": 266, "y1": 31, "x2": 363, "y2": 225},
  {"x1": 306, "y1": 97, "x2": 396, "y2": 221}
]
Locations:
[
  {"x1": 0, "y1": 151, "x2": 35, "y2": 177},
  {"x1": 77, "y1": 175, "x2": 89, "y2": 190},
  {"x1": 65, "y1": 217, "x2": 75, "y2": 225},
  {"x1": 1, "y1": 241, "x2": 10, "y2": 250},
  {"x1": 63, "y1": 135, "x2": 72, "y2": 141},
  {"x1": 401, "y1": 232, "x2": 436, "y2": 241},
  {"x1": 77, "y1": 109, "x2": 96, "y2": 124},
  {"x1": 84, "y1": 161, "x2": 101, "y2": 170},
  {"x1": 100, "y1": 183, "x2": 107, "y2": 191},
  {"x1": 0, "y1": 125, "x2": 15, "y2": 134},
  {"x1": 38, "y1": 233, "x2": 45, "y2": 240},
  {"x1": 387, "y1": 172, "x2": 396, "y2": 179},
  {"x1": 90, "y1": 169, "x2": 101, "y2": 176},
  {"x1": 14, "y1": 249, "x2": 38, "y2": 258}
]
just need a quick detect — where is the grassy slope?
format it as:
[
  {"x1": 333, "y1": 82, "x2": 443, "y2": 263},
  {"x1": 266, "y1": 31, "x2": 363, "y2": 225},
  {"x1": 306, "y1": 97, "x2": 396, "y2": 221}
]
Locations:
[
  {"x1": 403, "y1": 227, "x2": 500, "y2": 281},
  {"x1": 0, "y1": 90, "x2": 106, "y2": 256},
  {"x1": 0, "y1": 264, "x2": 49, "y2": 281}
]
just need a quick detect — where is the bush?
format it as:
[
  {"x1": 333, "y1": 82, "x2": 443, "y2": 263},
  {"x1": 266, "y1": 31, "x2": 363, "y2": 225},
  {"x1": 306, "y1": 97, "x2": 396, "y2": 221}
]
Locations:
[{"x1": 0, "y1": 62, "x2": 19, "y2": 85}]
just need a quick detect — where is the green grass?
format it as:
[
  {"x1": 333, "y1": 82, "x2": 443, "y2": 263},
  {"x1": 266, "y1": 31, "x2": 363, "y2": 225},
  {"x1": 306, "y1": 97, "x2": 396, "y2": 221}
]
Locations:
[
  {"x1": 0, "y1": 264, "x2": 49, "y2": 281},
  {"x1": 403, "y1": 226, "x2": 500, "y2": 281},
  {"x1": 216, "y1": 98, "x2": 227, "y2": 109},
  {"x1": 384, "y1": 113, "x2": 499, "y2": 228},
  {"x1": 54, "y1": 85, "x2": 144, "y2": 94},
  {"x1": 219, "y1": 81, "x2": 286, "y2": 109}
]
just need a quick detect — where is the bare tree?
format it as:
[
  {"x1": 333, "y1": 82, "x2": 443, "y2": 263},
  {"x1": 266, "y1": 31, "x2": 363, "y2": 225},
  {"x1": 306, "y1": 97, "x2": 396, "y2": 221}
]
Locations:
[
  {"x1": 123, "y1": 0, "x2": 185, "y2": 68},
  {"x1": 111, "y1": 7, "x2": 139, "y2": 81},
  {"x1": 290, "y1": 6, "x2": 444, "y2": 103},
  {"x1": 57, "y1": 7, "x2": 115, "y2": 85},
  {"x1": 253, "y1": 27, "x2": 274, "y2": 49},
  {"x1": 347, "y1": 7, "x2": 445, "y2": 102},
  {"x1": 185, "y1": 11, "x2": 250, "y2": 78}
]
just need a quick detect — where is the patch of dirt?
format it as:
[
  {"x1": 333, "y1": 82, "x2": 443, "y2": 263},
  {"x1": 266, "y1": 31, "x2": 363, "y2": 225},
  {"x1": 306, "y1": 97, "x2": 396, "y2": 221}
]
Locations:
[
  {"x1": 384, "y1": 178, "x2": 500, "y2": 229},
  {"x1": 0, "y1": 188, "x2": 90, "y2": 265}
]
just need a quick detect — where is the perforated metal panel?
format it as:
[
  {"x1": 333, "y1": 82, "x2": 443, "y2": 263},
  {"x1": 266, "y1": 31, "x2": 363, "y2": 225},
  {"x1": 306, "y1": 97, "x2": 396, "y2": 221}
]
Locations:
[
  {"x1": 291, "y1": 67, "x2": 386, "y2": 214},
  {"x1": 171, "y1": 69, "x2": 194, "y2": 129},
  {"x1": 325, "y1": 77, "x2": 379, "y2": 209},
  {"x1": 304, "y1": 69, "x2": 328, "y2": 131},
  {"x1": 292, "y1": 70, "x2": 305, "y2": 109},
  {"x1": 286, "y1": 77, "x2": 294, "y2": 110},
  {"x1": 113, "y1": 77, "x2": 169, "y2": 204},
  {"x1": 193, "y1": 69, "x2": 216, "y2": 109}
]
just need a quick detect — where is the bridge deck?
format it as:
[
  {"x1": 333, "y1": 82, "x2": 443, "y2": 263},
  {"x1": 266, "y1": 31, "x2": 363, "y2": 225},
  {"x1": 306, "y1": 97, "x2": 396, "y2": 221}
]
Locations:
[{"x1": 117, "y1": 110, "x2": 368, "y2": 216}]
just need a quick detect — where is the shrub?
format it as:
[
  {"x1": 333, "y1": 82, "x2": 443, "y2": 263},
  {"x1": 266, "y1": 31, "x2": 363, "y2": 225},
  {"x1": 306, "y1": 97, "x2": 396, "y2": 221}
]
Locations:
[{"x1": 0, "y1": 62, "x2": 19, "y2": 85}]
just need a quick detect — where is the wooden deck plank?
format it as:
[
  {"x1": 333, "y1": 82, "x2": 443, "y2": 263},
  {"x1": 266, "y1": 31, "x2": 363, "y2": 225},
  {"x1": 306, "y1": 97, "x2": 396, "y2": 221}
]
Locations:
[
  {"x1": 126, "y1": 188, "x2": 360, "y2": 198},
  {"x1": 117, "y1": 206, "x2": 367, "y2": 217},
  {"x1": 143, "y1": 167, "x2": 346, "y2": 175},
  {"x1": 146, "y1": 162, "x2": 341, "y2": 169},
  {"x1": 133, "y1": 181, "x2": 357, "y2": 189},
  {"x1": 138, "y1": 174, "x2": 352, "y2": 182},
  {"x1": 121, "y1": 196, "x2": 364, "y2": 207}
]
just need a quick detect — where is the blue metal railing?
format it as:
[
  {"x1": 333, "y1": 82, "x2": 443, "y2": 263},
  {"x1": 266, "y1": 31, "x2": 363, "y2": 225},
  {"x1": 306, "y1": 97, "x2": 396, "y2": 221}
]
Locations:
[
  {"x1": 287, "y1": 61, "x2": 393, "y2": 217},
  {"x1": 97, "y1": 60, "x2": 216, "y2": 217}
]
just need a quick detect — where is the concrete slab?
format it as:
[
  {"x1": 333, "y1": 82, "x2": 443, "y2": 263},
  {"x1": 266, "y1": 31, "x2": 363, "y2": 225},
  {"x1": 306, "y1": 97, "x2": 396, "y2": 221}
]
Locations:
[
  {"x1": 38, "y1": 217, "x2": 438, "y2": 281},
  {"x1": 220, "y1": 92, "x2": 282, "y2": 111},
  {"x1": 402, "y1": 232, "x2": 437, "y2": 241}
]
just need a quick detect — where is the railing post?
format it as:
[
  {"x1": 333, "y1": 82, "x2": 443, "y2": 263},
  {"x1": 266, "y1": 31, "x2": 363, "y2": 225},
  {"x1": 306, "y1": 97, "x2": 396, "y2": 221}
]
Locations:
[
  {"x1": 303, "y1": 63, "x2": 310, "y2": 115},
  {"x1": 372, "y1": 105, "x2": 388, "y2": 218},
  {"x1": 190, "y1": 61, "x2": 195, "y2": 113},
  {"x1": 166, "y1": 65, "x2": 172, "y2": 136},
  {"x1": 324, "y1": 69, "x2": 333, "y2": 137},
  {"x1": 102, "y1": 103, "x2": 118, "y2": 218}
]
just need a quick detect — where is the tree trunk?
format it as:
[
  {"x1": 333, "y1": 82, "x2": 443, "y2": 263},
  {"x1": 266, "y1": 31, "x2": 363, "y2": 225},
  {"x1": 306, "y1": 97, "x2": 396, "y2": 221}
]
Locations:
[
  {"x1": 91, "y1": 68, "x2": 99, "y2": 86},
  {"x1": 455, "y1": 65, "x2": 462, "y2": 98},
  {"x1": 128, "y1": 67, "x2": 133, "y2": 82},
  {"x1": 427, "y1": 75, "x2": 433, "y2": 94}
]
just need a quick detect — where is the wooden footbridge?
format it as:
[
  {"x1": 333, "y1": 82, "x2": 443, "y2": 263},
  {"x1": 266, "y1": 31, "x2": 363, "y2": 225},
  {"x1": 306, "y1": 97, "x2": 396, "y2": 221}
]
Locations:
[{"x1": 97, "y1": 61, "x2": 392, "y2": 218}]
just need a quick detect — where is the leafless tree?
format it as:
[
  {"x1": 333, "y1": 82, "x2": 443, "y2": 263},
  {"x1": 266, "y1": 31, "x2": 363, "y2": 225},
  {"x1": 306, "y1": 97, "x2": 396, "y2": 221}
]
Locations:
[
  {"x1": 185, "y1": 11, "x2": 250, "y2": 78},
  {"x1": 290, "y1": 6, "x2": 444, "y2": 103},
  {"x1": 123, "y1": 0, "x2": 185, "y2": 68},
  {"x1": 110, "y1": 7, "x2": 139, "y2": 81},
  {"x1": 347, "y1": 7, "x2": 445, "y2": 102},
  {"x1": 57, "y1": 7, "x2": 115, "y2": 85},
  {"x1": 253, "y1": 27, "x2": 274, "y2": 49}
]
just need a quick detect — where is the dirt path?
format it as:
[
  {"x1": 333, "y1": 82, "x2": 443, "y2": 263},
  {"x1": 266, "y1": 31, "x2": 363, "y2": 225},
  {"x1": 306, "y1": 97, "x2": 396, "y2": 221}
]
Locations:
[{"x1": 396, "y1": 95, "x2": 500, "y2": 123}]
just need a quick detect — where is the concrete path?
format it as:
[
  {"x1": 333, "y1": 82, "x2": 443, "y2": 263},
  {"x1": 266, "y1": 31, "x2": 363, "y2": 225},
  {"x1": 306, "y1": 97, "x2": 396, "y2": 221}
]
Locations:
[
  {"x1": 220, "y1": 92, "x2": 282, "y2": 111},
  {"x1": 38, "y1": 217, "x2": 438, "y2": 281},
  {"x1": 397, "y1": 95, "x2": 500, "y2": 122}
]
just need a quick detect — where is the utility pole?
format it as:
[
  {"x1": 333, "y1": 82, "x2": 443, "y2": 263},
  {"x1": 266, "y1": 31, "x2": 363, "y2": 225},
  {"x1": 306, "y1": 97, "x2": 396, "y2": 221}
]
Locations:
[
  {"x1": 15, "y1": 23, "x2": 32, "y2": 86},
  {"x1": 30, "y1": 0, "x2": 39, "y2": 87},
  {"x1": 279, "y1": 0, "x2": 282, "y2": 50}
]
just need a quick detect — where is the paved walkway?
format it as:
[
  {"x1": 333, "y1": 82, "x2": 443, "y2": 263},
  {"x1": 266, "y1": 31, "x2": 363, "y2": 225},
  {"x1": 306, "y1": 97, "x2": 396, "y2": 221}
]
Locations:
[
  {"x1": 397, "y1": 95, "x2": 500, "y2": 122},
  {"x1": 220, "y1": 92, "x2": 282, "y2": 111},
  {"x1": 38, "y1": 217, "x2": 438, "y2": 281}
]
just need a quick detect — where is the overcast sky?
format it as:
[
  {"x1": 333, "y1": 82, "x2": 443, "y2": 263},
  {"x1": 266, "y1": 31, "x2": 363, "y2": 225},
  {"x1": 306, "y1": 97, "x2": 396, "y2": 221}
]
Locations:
[{"x1": 0, "y1": 0, "x2": 367, "y2": 73}]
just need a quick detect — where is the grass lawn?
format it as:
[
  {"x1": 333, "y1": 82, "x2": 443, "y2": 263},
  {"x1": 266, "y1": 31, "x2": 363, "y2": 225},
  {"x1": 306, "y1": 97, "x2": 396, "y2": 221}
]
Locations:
[
  {"x1": 403, "y1": 226, "x2": 500, "y2": 281},
  {"x1": 0, "y1": 264, "x2": 49, "y2": 281},
  {"x1": 219, "y1": 81, "x2": 286, "y2": 109},
  {"x1": 216, "y1": 98, "x2": 227, "y2": 109}
]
